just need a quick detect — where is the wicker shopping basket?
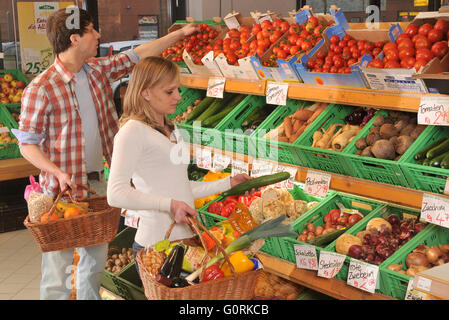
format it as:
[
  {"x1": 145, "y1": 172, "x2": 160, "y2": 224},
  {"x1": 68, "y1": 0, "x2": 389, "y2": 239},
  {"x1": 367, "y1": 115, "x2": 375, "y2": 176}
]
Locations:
[
  {"x1": 24, "y1": 184, "x2": 121, "y2": 252},
  {"x1": 136, "y1": 216, "x2": 262, "y2": 300}
]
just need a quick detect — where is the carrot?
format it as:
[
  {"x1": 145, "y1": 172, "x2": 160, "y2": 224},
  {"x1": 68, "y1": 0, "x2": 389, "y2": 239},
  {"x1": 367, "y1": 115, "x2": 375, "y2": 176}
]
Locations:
[
  {"x1": 278, "y1": 136, "x2": 290, "y2": 143},
  {"x1": 306, "y1": 103, "x2": 328, "y2": 125},
  {"x1": 283, "y1": 117, "x2": 293, "y2": 138},
  {"x1": 289, "y1": 124, "x2": 307, "y2": 143},
  {"x1": 293, "y1": 119, "x2": 304, "y2": 133},
  {"x1": 293, "y1": 109, "x2": 314, "y2": 121}
]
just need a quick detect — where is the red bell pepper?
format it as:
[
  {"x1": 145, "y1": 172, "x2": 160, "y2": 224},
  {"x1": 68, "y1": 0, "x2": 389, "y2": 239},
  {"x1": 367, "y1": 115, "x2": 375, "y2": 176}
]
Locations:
[
  {"x1": 224, "y1": 195, "x2": 238, "y2": 205},
  {"x1": 221, "y1": 202, "x2": 236, "y2": 218},
  {"x1": 203, "y1": 264, "x2": 224, "y2": 282},
  {"x1": 208, "y1": 202, "x2": 224, "y2": 215},
  {"x1": 238, "y1": 195, "x2": 252, "y2": 206}
]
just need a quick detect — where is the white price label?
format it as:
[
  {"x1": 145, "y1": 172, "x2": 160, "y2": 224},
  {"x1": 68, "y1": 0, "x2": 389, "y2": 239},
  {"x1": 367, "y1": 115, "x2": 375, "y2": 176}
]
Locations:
[
  {"x1": 266, "y1": 81, "x2": 288, "y2": 106},
  {"x1": 416, "y1": 276, "x2": 432, "y2": 292},
  {"x1": 418, "y1": 96, "x2": 449, "y2": 126},
  {"x1": 405, "y1": 279, "x2": 427, "y2": 300},
  {"x1": 207, "y1": 77, "x2": 226, "y2": 98},
  {"x1": 294, "y1": 244, "x2": 318, "y2": 271},
  {"x1": 258, "y1": 14, "x2": 273, "y2": 23},
  {"x1": 124, "y1": 210, "x2": 139, "y2": 229},
  {"x1": 224, "y1": 15, "x2": 240, "y2": 30},
  {"x1": 231, "y1": 158, "x2": 249, "y2": 177},
  {"x1": 317, "y1": 251, "x2": 346, "y2": 279},
  {"x1": 250, "y1": 159, "x2": 274, "y2": 178},
  {"x1": 420, "y1": 193, "x2": 449, "y2": 228},
  {"x1": 304, "y1": 170, "x2": 331, "y2": 198},
  {"x1": 195, "y1": 147, "x2": 212, "y2": 170},
  {"x1": 347, "y1": 259, "x2": 379, "y2": 293},
  {"x1": 212, "y1": 153, "x2": 231, "y2": 173},
  {"x1": 275, "y1": 164, "x2": 297, "y2": 189}
]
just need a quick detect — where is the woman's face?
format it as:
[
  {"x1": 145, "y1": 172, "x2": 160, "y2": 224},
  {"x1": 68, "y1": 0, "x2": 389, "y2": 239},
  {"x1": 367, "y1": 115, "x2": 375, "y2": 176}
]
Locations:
[{"x1": 142, "y1": 78, "x2": 181, "y2": 117}]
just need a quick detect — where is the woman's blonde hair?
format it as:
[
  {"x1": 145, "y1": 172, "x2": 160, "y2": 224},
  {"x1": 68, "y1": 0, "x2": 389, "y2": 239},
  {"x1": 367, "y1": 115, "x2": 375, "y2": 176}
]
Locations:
[{"x1": 119, "y1": 56, "x2": 179, "y2": 134}]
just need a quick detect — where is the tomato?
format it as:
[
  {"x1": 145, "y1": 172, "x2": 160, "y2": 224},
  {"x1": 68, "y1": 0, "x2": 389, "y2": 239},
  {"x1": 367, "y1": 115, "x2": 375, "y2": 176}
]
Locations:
[
  {"x1": 339, "y1": 40, "x2": 348, "y2": 48},
  {"x1": 290, "y1": 45, "x2": 300, "y2": 56},
  {"x1": 418, "y1": 23, "x2": 433, "y2": 37},
  {"x1": 279, "y1": 21, "x2": 290, "y2": 33},
  {"x1": 277, "y1": 49, "x2": 288, "y2": 59},
  {"x1": 252, "y1": 24, "x2": 262, "y2": 36},
  {"x1": 307, "y1": 59, "x2": 316, "y2": 69},
  {"x1": 396, "y1": 33, "x2": 410, "y2": 44},
  {"x1": 347, "y1": 58, "x2": 358, "y2": 66},
  {"x1": 357, "y1": 40, "x2": 367, "y2": 50},
  {"x1": 333, "y1": 46, "x2": 342, "y2": 54},
  {"x1": 385, "y1": 48, "x2": 399, "y2": 61},
  {"x1": 315, "y1": 58, "x2": 324, "y2": 68},
  {"x1": 428, "y1": 28, "x2": 444, "y2": 43},
  {"x1": 230, "y1": 38, "x2": 241, "y2": 50},
  {"x1": 434, "y1": 19, "x2": 449, "y2": 34},
  {"x1": 324, "y1": 55, "x2": 333, "y2": 65},
  {"x1": 347, "y1": 39, "x2": 357, "y2": 47},
  {"x1": 228, "y1": 28, "x2": 240, "y2": 38},
  {"x1": 261, "y1": 19, "x2": 272, "y2": 29},
  {"x1": 431, "y1": 40, "x2": 449, "y2": 58},
  {"x1": 301, "y1": 41, "x2": 312, "y2": 51},
  {"x1": 372, "y1": 47, "x2": 382, "y2": 57},
  {"x1": 240, "y1": 33, "x2": 250, "y2": 45},
  {"x1": 330, "y1": 35, "x2": 340, "y2": 44},
  {"x1": 401, "y1": 56, "x2": 416, "y2": 69},
  {"x1": 226, "y1": 52, "x2": 238, "y2": 65},
  {"x1": 330, "y1": 65, "x2": 338, "y2": 73},
  {"x1": 415, "y1": 35, "x2": 431, "y2": 50},
  {"x1": 256, "y1": 46, "x2": 265, "y2": 57},
  {"x1": 398, "y1": 47, "x2": 415, "y2": 60},
  {"x1": 405, "y1": 24, "x2": 419, "y2": 38},
  {"x1": 207, "y1": 202, "x2": 224, "y2": 215},
  {"x1": 383, "y1": 41, "x2": 397, "y2": 53},
  {"x1": 269, "y1": 30, "x2": 282, "y2": 44},
  {"x1": 414, "y1": 58, "x2": 428, "y2": 72},
  {"x1": 289, "y1": 23, "x2": 300, "y2": 35},
  {"x1": 333, "y1": 57, "x2": 344, "y2": 68},
  {"x1": 368, "y1": 58, "x2": 384, "y2": 68},
  {"x1": 313, "y1": 25, "x2": 323, "y2": 37},
  {"x1": 415, "y1": 48, "x2": 433, "y2": 62},
  {"x1": 397, "y1": 38, "x2": 414, "y2": 51},
  {"x1": 308, "y1": 16, "x2": 319, "y2": 27},
  {"x1": 295, "y1": 37, "x2": 304, "y2": 48},
  {"x1": 384, "y1": 60, "x2": 401, "y2": 68},
  {"x1": 288, "y1": 33, "x2": 299, "y2": 45},
  {"x1": 316, "y1": 51, "x2": 326, "y2": 59},
  {"x1": 221, "y1": 202, "x2": 236, "y2": 218}
]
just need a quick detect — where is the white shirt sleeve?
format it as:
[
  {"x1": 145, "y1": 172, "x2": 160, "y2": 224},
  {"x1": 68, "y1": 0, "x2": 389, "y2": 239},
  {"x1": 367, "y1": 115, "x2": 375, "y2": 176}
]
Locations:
[
  {"x1": 107, "y1": 122, "x2": 172, "y2": 212},
  {"x1": 189, "y1": 176, "x2": 232, "y2": 199}
]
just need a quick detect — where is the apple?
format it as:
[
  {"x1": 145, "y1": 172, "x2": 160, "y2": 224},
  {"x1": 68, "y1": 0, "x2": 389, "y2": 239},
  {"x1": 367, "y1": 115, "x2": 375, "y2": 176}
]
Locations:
[
  {"x1": 10, "y1": 80, "x2": 17, "y2": 88},
  {"x1": 16, "y1": 89, "x2": 23, "y2": 96},
  {"x1": 2, "y1": 87, "x2": 11, "y2": 95},
  {"x1": 3, "y1": 74, "x2": 13, "y2": 82},
  {"x1": 11, "y1": 95, "x2": 21, "y2": 103},
  {"x1": 1, "y1": 82, "x2": 10, "y2": 89},
  {"x1": 15, "y1": 80, "x2": 26, "y2": 89},
  {"x1": 0, "y1": 97, "x2": 10, "y2": 104}
]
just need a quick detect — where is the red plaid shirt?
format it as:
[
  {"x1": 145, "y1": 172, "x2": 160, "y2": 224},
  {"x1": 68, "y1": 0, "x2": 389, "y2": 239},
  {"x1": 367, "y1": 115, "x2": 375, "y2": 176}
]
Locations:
[{"x1": 19, "y1": 54, "x2": 136, "y2": 198}]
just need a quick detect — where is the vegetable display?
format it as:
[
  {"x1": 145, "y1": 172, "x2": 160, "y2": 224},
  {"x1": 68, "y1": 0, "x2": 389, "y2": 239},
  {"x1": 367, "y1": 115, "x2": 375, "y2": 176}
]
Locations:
[{"x1": 414, "y1": 138, "x2": 449, "y2": 168}]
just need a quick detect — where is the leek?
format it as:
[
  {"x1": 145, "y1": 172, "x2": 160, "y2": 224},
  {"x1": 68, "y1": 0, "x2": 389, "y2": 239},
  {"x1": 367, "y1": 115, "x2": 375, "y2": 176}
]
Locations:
[{"x1": 186, "y1": 215, "x2": 296, "y2": 282}]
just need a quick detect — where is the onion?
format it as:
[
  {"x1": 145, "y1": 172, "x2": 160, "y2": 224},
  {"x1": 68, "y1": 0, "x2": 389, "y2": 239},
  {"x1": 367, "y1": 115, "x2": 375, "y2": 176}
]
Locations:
[
  {"x1": 406, "y1": 252, "x2": 429, "y2": 268},
  {"x1": 406, "y1": 266, "x2": 418, "y2": 277},
  {"x1": 387, "y1": 264, "x2": 403, "y2": 272},
  {"x1": 439, "y1": 244, "x2": 449, "y2": 254},
  {"x1": 413, "y1": 244, "x2": 428, "y2": 255},
  {"x1": 425, "y1": 247, "x2": 442, "y2": 264}
]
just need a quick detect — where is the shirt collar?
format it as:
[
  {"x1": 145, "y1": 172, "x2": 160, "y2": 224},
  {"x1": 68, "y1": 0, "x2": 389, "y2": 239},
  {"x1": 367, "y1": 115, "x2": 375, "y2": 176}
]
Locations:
[{"x1": 54, "y1": 55, "x2": 94, "y2": 83}]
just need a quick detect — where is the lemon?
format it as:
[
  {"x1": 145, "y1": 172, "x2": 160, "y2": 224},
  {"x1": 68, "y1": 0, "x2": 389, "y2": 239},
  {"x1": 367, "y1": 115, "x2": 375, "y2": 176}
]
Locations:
[{"x1": 154, "y1": 239, "x2": 170, "y2": 252}]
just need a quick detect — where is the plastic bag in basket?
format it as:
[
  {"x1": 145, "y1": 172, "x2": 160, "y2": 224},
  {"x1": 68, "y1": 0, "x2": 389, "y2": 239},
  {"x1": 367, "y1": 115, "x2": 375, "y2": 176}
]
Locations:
[{"x1": 24, "y1": 175, "x2": 42, "y2": 202}]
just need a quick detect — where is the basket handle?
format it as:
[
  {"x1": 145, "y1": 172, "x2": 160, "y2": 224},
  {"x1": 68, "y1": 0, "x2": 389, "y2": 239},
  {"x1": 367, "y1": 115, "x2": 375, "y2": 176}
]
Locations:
[{"x1": 45, "y1": 184, "x2": 96, "y2": 222}]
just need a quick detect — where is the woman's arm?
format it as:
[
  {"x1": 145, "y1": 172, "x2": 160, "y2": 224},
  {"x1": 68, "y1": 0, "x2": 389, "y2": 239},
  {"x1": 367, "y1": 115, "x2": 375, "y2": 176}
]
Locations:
[{"x1": 189, "y1": 173, "x2": 252, "y2": 199}]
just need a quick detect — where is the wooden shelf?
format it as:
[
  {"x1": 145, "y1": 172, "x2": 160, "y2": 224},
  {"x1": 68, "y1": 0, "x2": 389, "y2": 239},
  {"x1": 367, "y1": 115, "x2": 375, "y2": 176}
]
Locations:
[
  {"x1": 256, "y1": 253, "x2": 394, "y2": 300},
  {"x1": 180, "y1": 74, "x2": 446, "y2": 113},
  {"x1": 0, "y1": 158, "x2": 39, "y2": 182}
]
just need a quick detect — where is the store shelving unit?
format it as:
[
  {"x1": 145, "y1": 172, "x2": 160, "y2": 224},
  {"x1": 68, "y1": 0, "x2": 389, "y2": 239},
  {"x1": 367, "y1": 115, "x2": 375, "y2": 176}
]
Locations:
[{"x1": 0, "y1": 157, "x2": 39, "y2": 182}]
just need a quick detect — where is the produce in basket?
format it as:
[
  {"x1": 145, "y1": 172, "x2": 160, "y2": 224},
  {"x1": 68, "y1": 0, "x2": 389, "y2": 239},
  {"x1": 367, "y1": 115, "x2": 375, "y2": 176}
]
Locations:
[{"x1": 105, "y1": 247, "x2": 134, "y2": 274}]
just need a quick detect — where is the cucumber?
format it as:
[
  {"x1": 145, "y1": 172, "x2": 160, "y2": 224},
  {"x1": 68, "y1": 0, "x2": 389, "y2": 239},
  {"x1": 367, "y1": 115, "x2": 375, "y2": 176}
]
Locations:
[
  {"x1": 429, "y1": 150, "x2": 449, "y2": 167},
  {"x1": 422, "y1": 158, "x2": 431, "y2": 166},
  {"x1": 195, "y1": 93, "x2": 235, "y2": 123},
  {"x1": 414, "y1": 138, "x2": 447, "y2": 161},
  {"x1": 221, "y1": 172, "x2": 291, "y2": 197},
  {"x1": 441, "y1": 153, "x2": 449, "y2": 169},
  {"x1": 306, "y1": 227, "x2": 348, "y2": 247},
  {"x1": 185, "y1": 96, "x2": 215, "y2": 122},
  {"x1": 241, "y1": 107, "x2": 263, "y2": 128},
  {"x1": 202, "y1": 94, "x2": 245, "y2": 127},
  {"x1": 426, "y1": 138, "x2": 449, "y2": 160}
]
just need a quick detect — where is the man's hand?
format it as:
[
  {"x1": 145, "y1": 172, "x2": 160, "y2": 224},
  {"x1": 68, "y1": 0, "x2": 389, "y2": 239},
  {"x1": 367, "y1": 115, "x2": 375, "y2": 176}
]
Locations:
[
  {"x1": 55, "y1": 170, "x2": 77, "y2": 194},
  {"x1": 170, "y1": 199, "x2": 198, "y2": 224},
  {"x1": 180, "y1": 23, "x2": 199, "y2": 37}
]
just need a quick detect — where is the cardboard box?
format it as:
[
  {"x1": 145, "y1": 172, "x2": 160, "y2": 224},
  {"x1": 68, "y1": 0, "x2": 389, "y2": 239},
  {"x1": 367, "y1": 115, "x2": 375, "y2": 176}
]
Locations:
[
  {"x1": 361, "y1": 11, "x2": 449, "y2": 93},
  {"x1": 413, "y1": 262, "x2": 449, "y2": 299}
]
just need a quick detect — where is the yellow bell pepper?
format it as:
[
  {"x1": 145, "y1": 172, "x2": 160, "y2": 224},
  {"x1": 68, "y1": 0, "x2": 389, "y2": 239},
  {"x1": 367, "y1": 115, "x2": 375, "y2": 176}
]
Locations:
[{"x1": 220, "y1": 250, "x2": 254, "y2": 277}]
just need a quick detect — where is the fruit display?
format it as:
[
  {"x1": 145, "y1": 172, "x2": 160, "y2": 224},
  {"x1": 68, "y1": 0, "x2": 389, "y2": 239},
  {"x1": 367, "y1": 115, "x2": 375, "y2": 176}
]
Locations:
[
  {"x1": 0, "y1": 73, "x2": 26, "y2": 105},
  {"x1": 264, "y1": 102, "x2": 328, "y2": 143},
  {"x1": 0, "y1": 122, "x2": 17, "y2": 146},
  {"x1": 162, "y1": 23, "x2": 222, "y2": 64},
  {"x1": 336, "y1": 213, "x2": 426, "y2": 265},
  {"x1": 353, "y1": 111, "x2": 426, "y2": 160},
  {"x1": 414, "y1": 137, "x2": 449, "y2": 168},
  {"x1": 370, "y1": 19, "x2": 449, "y2": 71},
  {"x1": 388, "y1": 243, "x2": 449, "y2": 277},
  {"x1": 106, "y1": 247, "x2": 134, "y2": 274}
]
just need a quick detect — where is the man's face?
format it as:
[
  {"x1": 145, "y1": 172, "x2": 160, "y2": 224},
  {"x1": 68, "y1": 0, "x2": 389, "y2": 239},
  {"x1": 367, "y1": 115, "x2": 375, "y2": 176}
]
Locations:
[{"x1": 78, "y1": 23, "x2": 101, "y2": 58}]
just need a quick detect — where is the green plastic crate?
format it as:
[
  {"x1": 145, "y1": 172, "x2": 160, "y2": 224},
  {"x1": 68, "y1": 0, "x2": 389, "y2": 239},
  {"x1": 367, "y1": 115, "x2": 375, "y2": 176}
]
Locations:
[
  {"x1": 114, "y1": 261, "x2": 147, "y2": 300},
  {"x1": 0, "y1": 69, "x2": 29, "y2": 112},
  {"x1": 324, "y1": 204, "x2": 430, "y2": 290},
  {"x1": 280, "y1": 192, "x2": 385, "y2": 264},
  {"x1": 343, "y1": 110, "x2": 431, "y2": 188},
  {"x1": 292, "y1": 104, "x2": 362, "y2": 176},
  {"x1": 379, "y1": 224, "x2": 449, "y2": 300},
  {"x1": 253, "y1": 99, "x2": 313, "y2": 166},
  {"x1": 399, "y1": 125, "x2": 449, "y2": 195},
  {"x1": 101, "y1": 227, "x2": 136, "y2": 297},
  {"x1": 0, "y1": 105, "x2": 21, "y2": 160}
]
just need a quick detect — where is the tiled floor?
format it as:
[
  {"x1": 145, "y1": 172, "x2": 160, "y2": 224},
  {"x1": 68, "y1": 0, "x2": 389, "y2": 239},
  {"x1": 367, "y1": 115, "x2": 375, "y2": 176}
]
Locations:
[{"x1": 0, "y1": 229, "x2": 42, "y2": 300}]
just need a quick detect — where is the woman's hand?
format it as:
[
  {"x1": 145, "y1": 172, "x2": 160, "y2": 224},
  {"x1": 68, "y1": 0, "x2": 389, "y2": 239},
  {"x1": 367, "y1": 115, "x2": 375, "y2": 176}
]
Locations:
[
  {"x1": 170, "y1": 199, "x2": 198, "y2": 224},
  {"x1": 230, "y1": 173, "x2": 257, "y2": 196}
]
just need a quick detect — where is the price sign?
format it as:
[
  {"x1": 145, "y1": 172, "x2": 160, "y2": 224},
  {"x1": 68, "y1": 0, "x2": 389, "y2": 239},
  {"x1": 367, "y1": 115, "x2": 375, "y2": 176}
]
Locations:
[
  {"x1": 124, "y1": 210, "x2": 139, "y2": 229},
  {"x1": 195, "y1": 147, "x2": 212, "y2": 170},
  {"x1": 418, "y1": 96, "x2": 449, "y2": 126},
  {"x1": 231, "y1": 158, "x2": 249, "y2": 177},
  {"x1": 275, "y1": 164, "x2": 297, "y2": 189},
  {"x1": 294, "y1": 244, "x2": 318, "y2": 271},
  {"x1": 420, "y1": 193, "x2": 449, "y2": 229},
  {"x1": 317, "y1": 251, "x2": 346, "y2": 279},
  {"x1": 212, "y1": 152, "x2": 231, "y2": 173},
  {"x1": 405, "y1": 279, "x2": 427, "y2": 300},
  {"x1": 416, "y1": 276, "x2": 432, "y2": 292},
  {"x1": 347, "y1": 259, "x2": 379, "y2": 293},
  {"x1": 207, "y1": 77, "x2": 226, "y2": 98},
  {"x1": 304, "y1": 170, "x2": 331, "y2": 198},
  {"x1": 224, "y1": 15, "x2": 240, "y2": 30},
  {"x1": 266, "y1": 81, "x2": 288, "y2": 106},
  {"x1": 251, "y1": 159, "x2": 274, "y2": 178}
]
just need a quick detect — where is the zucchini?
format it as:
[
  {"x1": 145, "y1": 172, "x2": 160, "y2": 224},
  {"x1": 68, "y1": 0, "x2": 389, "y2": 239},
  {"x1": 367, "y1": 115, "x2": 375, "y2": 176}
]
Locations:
[
  {"x1": 414, "y1": 138, "x2": 447, "y2": 161},
  {"x1": 306, "y1": 227, "x2": 348, "y2": 247},
  {"x1": 422, "y1": 157, "x2": 431, "y2": 166},
  {"x1": 430, "y1": 151, "x2": 449, "y2": 167},
  {"x1": 195, "y1": 93, "x2": 235, "y2": 122},
  {"x1": 221, "y1": 172, "x2": 291, "y2": 197},
  {"x1": 185, "y1": 96, "x2": 215, "y2": 122},
  {"x1": 202, "y1": 94, "x2": 245, "y2": 127},
  {"x1": 426, "y1": 138, "x2": 449, "y2": 160},
  {"x1": 241, "y1": 107, "x2": 263, "y2": 128},
  {"x1": 441, "y1": 153, "x2": 449, "y2": 169}
]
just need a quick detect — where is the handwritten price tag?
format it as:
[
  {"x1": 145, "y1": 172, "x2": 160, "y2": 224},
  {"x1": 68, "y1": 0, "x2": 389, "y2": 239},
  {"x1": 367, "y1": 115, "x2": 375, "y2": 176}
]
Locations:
[
  {"x1": 212, "y1": 152, "x2": 231, "y2": 173},
  {"x1": 418, "y1": 96, "x2": 449, "y2": 126},
  {"x1": 266, "y1": 81, "x2": 288, "y2": 106},
  {"x1": 207, "y1": 77, "x2": 226, "y2": 98},
  {"x1": 195, "y1": 147, "x2": 212, "y2": 170},
  {"x1": 305, "y1": 170, "x2": 331, "y2": 198},
  {"x1": 317, "y1": 251, "x2": 346, "y2": 279},
  {"x1": 231, "y1": 158, "x2": 249, "y2": 177},
  {"x1": 347, "y1": 259, "x2": 379, "y2": 293},
  {"x1": 294, "y1": 244, "x2": 318, "y2": 271},
  {"x1": 251, "y1": 159, "x2": 274, "y2": 178},
  {"x1": 124, "y1": 210, "x2": 139, "y2": 229},
  {"x1": 420, "y1": 193, "x2": 449, "y2": 229}
]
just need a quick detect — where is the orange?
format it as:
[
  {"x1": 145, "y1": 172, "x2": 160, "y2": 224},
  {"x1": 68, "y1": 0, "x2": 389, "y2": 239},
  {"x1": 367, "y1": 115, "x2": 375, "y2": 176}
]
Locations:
[
  {"x1": 64, "y1": 206, "x2": 84, "y2": 219},
  {"x1": 40, "y1": 211, "x2": 59, "y2": 222}
]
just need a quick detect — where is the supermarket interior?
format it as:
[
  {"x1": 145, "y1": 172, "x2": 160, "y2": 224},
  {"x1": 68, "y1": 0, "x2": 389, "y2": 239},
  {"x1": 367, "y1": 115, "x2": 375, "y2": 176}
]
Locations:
[{"x1": 0, "y1": 0, "x2": 449, "y2": 305}]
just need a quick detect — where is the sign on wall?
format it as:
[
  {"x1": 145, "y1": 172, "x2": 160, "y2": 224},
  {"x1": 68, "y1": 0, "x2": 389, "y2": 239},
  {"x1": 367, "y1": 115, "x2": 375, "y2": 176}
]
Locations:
[{"x1": 17, "y1": 1, "x2": 74, "y2": 75}]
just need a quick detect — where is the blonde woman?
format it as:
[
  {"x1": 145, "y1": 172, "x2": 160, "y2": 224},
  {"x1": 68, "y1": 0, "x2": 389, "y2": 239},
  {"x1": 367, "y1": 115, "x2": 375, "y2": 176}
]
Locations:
[{"x1": 107, "y1": 56, "x2": 251, "y2": 266}]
